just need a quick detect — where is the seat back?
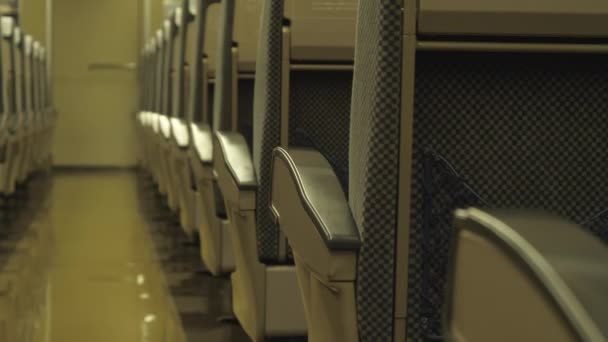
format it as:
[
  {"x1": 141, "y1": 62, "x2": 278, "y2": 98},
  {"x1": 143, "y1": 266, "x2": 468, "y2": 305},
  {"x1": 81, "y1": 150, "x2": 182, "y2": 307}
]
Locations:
[
  {"x1": 170, "y1": 7, "x2": 190, "y2": 120},
  {"x1": 32, "y1": 41, "x2": 41, "y2": 124},
  {"x1": 187, "y1": 0, "x2": 220, "y2": 126},
  {"x1": 39, "y1": 47, "x2": 50, "y2": 117},
  {"x1": 162, "y1": 18, "x2": 176, "y2": 118},
  {"x1": 154, "y1": 30, "x2": 165, "y2": 116},
  {"x1": 401, "y1": 1, "x2": 608, "y2": 340},
  {"x1": 0, "y1": 17, "x2": 12, "y2": 131},
  {"x1": 23, "y1": 35, "x2": 33, "y2": 126},
  {"x1": 212, "y1": 0, "x2": 261, "y2": 143},
  {"x1": 343, "y1": 2, "x2": 404, "y2": 340},
  {"x1": 253, "y1": 0, "x2": 356, "y2": 263},
  {"x1": 11, "y1": 27, "x2": 24, "y2": 133}
]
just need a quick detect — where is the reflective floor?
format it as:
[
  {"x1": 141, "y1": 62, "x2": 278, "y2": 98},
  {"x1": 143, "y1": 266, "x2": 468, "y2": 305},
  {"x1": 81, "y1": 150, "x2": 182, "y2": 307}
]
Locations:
[{"x1": 4, "y1": 170, "x2": 249, "y2": 342}]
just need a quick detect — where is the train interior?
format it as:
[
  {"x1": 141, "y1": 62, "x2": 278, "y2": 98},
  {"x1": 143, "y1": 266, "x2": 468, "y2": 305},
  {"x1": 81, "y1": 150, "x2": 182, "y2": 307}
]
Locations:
[{"x1": 0, "y1": 0, "x2": 607, "y2": 341}]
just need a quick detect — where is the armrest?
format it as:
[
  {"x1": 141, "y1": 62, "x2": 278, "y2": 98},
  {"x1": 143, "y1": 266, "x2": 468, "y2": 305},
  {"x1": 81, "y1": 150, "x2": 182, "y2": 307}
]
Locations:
[
  {"x1": 190, "y1": 123, "x2": 212, "y2": 164},
  {"x1": 449, "y1": 208, "x2": 608, "y2": 341},
  {"x1": 158, "y1": 114, "x2": 171, "y2": 139},
  {"x1": 170, "y1": 117, "x2": 189, "y2": 148},
  {"x1": 272, "y1": 147, "x2": 360, "y2": 250},
  {"x1": 214, "y1": 131, "x2": 257, "y2": 190}
]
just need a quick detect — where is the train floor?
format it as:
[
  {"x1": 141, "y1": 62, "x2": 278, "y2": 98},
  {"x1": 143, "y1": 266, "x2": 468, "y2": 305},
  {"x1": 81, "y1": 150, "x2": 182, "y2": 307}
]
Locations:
[{"x1": 6, "y1": 169, "x2": 249, "y2": 342}]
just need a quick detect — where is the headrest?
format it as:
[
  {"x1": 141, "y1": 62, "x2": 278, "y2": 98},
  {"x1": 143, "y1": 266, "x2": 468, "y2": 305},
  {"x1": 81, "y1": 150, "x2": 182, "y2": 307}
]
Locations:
[
  {"x1": 1, "y1": 16, "x2": 13, "y2": 38},
  {"x1": 285, "y1": 0, "x2": 357, "y2": 61},
  {"x1": 13, "y1": 27, "x2": 21, "y2": 45},
  {"x1": 24, "y1": 35, "x2": 33, "y2": 55}
]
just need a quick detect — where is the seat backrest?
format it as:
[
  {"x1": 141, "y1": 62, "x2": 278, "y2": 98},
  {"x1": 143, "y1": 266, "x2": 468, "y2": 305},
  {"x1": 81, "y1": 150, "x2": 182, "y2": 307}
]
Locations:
[
  {"x1": 347, "y1": 1, "x2": 403, "y2": 340},
  {"x1": 253, "y1": 0, "x2": 356, "y2": 263},
  {"x1": 162, "y1": 17, "x2": 176, "y2": 117},
  {"x1": 402, "y1": 1, "x2": 608, "y2": 340},
  {"x1": 39, "y1": 46, "x2": 50, "y2": 113},
  {"x1": 171, "y1": 7, "x2": 187, "y2": 120},
  {"x1": 12, "y1": 27, "x2": 24, "y2": 131},
  {"x1": 212, "y1": 0, "x2": 261, "y2": 143},
  {"x1": 187, "y1": 0, "x2": 220, "y2": 126},
  {"x1": 23, "y1": 35, "x2": 34, "y2": 122},
  {"x1": 211, "y1": 0, "x2": 234, "y2": 133},
  {"x1": 155, "y1": 30, "x2": 165, "y2": 115},
  {"x1": 32, "y1": 41, "x2": 41, "y2": 119},
  {"x1": 0, "y1": 17, "x2": 12, "y2": 124}
]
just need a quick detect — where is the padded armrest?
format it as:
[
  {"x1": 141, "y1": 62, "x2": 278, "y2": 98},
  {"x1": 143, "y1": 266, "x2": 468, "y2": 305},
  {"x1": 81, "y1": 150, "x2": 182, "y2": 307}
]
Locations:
[
  {"x1": 215, "y1": 131, "x2": 257, "y2": 190},
  {"x1": 272, "y1": 147, "x2": 360, "y2": 250},
  {"x1": 451, "y1": 208, "x2": 608, "y2": 340},
  {"x1": 170, "y1": 117, "x2": 189, "y2": 148},
  {"x1": 190, "y1": 123, "x2": 212, "y2": 164},
  {"x1": 158, "y1": 115, "x2": 171, "y2": 139}
]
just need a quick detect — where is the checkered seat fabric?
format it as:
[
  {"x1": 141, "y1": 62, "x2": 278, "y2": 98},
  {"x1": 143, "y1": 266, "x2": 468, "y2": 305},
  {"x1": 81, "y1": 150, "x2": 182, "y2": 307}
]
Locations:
[
  {"x1": 406, "y1": 51, "x2": 608, "y2": 340},
  {"x1": 253, "y1": 0, "x2": 353, "y2": 263}
]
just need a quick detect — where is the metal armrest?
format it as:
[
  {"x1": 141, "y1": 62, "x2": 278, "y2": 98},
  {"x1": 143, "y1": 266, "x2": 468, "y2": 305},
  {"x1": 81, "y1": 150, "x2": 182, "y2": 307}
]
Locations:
[
  {"x1": 190, "y1": 123, "x2": 212, "y2": 165},
  {"x1": 272, "y1": 147, "x2": 360, "y2": 250},
  {"x1": 170, "y1": 117, "x2": 189, "y2": 148},
  {"x1": 158, "y1": 115, "x2": 171, "y2": 139},
  {"x1": 214, "y1": 131, "x2": 257, "y2": 190},
  {"x1": 448, "y1": 208, "x2": 608, "y2": 341}
]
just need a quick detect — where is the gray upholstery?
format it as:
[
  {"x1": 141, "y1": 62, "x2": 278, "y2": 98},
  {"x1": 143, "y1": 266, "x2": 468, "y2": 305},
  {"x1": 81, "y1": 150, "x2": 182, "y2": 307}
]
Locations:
[
  {"x1": 348, "y1": 1, "x2": 403, "y2": 340},
  {"x1": 253, "y1": 0, "x2": 354, "y2": 264},
  {"x1": 252, "y1": 0, "x2": 284, "y2": 262},
  {"x1": 407, "y1": 52, "x2": 608, "y2": 339},
  {"x1": 212, "y1": 0, "x2": 235, "y2": 131}
]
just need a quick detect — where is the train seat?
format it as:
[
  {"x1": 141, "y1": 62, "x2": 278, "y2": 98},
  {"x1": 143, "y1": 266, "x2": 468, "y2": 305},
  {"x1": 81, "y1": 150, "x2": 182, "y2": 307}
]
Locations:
[
  {"x1": 271, "y1": 0, "x2": 608, "y2": 341},
  {"x1": 164, "y1": 6, "x2": 199, "y2": 239},
  {"x1": 187, "y1": 0, "x2": 236, "y2": 276},
  {"x1": 0, "y1": 17, "x2": 15, "y2": 195},
  {"x1": 16, "y1": 34, "x2": 34, "y2": 184},
  {"x1": 4, "y1": 25, "x2": 25, "y2": 196},
  {"x1": 214, "y1": 0, "x2": 356, "y2": 339}
]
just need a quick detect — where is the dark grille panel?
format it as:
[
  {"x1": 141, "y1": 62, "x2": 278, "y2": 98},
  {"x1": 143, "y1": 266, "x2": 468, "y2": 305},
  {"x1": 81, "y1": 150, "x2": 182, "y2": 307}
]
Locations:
[
  {"x1": 288, "y1": 70, "x2": 353, "y2": 193},
  {"x1": 406, "y1": 51, "x2": 608, "y2": 340}
]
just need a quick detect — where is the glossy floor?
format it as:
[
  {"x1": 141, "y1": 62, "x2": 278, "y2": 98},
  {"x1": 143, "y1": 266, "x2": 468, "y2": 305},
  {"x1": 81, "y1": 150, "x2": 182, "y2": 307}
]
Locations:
[{"x1": 3, "y1": 171, "x2": 248, "y2": 342}]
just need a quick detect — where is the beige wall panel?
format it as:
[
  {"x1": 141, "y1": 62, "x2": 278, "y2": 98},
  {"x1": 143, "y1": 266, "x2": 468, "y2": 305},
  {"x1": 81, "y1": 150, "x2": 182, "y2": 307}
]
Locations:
[{"x1": 53, "y1": 0, "x2": 141, "y2": 167}]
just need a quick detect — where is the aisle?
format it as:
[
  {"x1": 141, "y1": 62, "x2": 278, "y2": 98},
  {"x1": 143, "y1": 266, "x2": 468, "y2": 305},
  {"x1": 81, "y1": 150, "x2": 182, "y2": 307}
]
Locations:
[{"x1": 46, "y1": 171, "x2": 186, "y2": 342}]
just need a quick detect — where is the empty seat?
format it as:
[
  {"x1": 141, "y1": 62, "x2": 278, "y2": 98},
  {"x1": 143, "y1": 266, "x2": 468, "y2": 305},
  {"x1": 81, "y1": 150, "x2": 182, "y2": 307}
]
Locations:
[
  {"x1": 16, "y1": 34, "x2": 34, "y2": 184},
  {"x1": 38, "y1": 46, "x2": 54, "y2": 169},
  {"x1": 5, "y1": 26, "x2": 25, "y2": 196},
  {"x1": 271, "y1": 0, "x2": 608, "y2": 341},
  {"x1": 213, "y1": 0, "x2": 356, "y2": 339},
  {"x1": 187, "y1": 0, "x2": 236, "y2": 276},
  {"x1": 164, "y1": 5, "x2": 199, "y2": 239},
  {"x1": 0, "y1": 17, "x2": 15, "y2": 195}
]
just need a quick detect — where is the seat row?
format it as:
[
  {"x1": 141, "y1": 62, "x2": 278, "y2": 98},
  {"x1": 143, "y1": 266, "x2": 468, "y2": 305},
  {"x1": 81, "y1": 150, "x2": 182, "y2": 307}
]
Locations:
[
  {"x1": 0, "y1": 15, "x2": 55, "y2": 342},
  {"x1": 0, "y1": 16, "x2": 55, "y2": 199},
  {"x1": 138, "y1": 1, "x2": 608, "y2": 341}
]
